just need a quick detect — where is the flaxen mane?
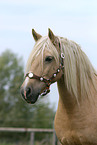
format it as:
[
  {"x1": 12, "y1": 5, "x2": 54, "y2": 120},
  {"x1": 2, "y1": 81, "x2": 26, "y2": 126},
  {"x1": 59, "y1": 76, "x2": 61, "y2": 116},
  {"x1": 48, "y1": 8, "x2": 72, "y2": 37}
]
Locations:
[{"x1": 25, "y1": 36, "x2": 97, "y2": 102}]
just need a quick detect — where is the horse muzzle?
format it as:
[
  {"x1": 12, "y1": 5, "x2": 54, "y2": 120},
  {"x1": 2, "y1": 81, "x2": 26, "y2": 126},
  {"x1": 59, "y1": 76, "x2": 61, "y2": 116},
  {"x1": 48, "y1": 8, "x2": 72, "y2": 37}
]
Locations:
[
  {"x1": 20, "y1": 84, "x2": 50, "y2": 104},
  {"x1": 20, "y1": 86, "x2": 41, "y2": 104}
]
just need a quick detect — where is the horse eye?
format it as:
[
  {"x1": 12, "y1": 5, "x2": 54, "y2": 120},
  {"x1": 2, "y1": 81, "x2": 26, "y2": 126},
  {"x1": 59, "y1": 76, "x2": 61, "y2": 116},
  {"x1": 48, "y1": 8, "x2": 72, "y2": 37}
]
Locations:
[{"x1": 45, "y1": 56, "x2": 54, "y2": 63}]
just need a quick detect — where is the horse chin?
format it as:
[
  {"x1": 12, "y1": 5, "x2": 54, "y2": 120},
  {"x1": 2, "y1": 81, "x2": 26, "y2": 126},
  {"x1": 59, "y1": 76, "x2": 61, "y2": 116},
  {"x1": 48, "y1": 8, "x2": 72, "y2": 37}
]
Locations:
[
  {"x1": 26, "y1": 96, "x2": 39, "y2": 104},
  {"x1": 25, "y1": 89, "x2": 50, "y2": 104},
  {"x1": 22, "y1": 93, "x2": 40, "y2": 104}
]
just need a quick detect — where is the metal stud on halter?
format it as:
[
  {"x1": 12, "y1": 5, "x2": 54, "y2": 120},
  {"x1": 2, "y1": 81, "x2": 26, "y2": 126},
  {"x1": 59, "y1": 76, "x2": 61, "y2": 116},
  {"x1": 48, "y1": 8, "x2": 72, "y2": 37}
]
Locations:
[
  {"x1": 40, "y1": 77, "x2": 43, "y2": 81},
  {"x1": 53, "y1": 74, "x2": 57, "y2": 77},
  {"x1": 57, "y1": 69, "x2": 60, "y2": 73},
  {"x1": 28, "y1": 72, "x2": 34, "y2": 78}
]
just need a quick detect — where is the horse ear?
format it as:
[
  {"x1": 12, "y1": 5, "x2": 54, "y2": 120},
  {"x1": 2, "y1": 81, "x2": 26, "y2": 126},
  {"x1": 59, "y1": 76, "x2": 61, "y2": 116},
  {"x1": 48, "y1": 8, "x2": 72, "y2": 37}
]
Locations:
[
  {"x1": 48, "y1": 28, "x2": 55, "y2": 43},
  {"x1": 32, "y1": 29, "x2": 42, "y2": 41},
  {"x1": 48, "y1": 28, "x2": 59, "y2": 50}
]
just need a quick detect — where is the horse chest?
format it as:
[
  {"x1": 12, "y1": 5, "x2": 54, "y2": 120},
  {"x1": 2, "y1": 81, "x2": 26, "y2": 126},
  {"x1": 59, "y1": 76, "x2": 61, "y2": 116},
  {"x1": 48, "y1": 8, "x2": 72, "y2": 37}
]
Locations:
[{"x1": 54, "y1": 103, "x2": 97, "y2": 145}]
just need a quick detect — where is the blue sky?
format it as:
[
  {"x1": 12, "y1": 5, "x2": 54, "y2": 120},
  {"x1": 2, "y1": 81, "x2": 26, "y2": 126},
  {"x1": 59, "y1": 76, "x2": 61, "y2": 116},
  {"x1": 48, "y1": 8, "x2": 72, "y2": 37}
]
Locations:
[{"x1": 0, "y1": 0, "x2": 97, "y2": 108}]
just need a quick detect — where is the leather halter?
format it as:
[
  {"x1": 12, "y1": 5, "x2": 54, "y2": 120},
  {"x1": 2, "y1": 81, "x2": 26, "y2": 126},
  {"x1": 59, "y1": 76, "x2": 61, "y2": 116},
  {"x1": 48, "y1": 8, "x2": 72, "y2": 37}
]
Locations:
[{"x1": 25, "y1": 40, "x2": 64, "y2": 96}]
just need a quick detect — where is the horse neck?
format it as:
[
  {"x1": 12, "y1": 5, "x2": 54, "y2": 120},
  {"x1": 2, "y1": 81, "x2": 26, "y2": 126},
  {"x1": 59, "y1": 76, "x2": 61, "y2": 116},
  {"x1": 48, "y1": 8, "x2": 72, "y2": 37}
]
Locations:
[
  {"x1": 57, "y1": 74, "x2": 97, "y2": 115},
  {"x1": 57, "y1": 75, "x2": 78, "y2": 115}
]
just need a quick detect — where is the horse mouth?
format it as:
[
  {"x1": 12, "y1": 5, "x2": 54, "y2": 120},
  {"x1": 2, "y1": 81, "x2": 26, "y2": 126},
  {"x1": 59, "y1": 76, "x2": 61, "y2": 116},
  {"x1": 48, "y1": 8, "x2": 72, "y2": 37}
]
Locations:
[
  {"x1": 21, "y1": 87, "x2": 50, "y2": 104},
  {"x1": 22, "y1": 93, "x2": 39, "y2": 104}
]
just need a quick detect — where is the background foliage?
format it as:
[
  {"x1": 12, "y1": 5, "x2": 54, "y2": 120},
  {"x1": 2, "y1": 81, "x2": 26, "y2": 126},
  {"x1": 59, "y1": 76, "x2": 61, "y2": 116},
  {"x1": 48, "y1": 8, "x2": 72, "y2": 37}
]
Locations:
[{"x1": 0, "y1": 50, "x2": 55, "y2": 142}]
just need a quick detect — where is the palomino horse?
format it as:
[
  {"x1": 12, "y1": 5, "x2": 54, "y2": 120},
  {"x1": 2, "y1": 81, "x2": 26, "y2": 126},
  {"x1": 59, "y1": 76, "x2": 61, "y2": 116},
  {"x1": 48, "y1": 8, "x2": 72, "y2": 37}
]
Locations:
[{"x1": 21, "y1": 29, "x2": 97, "y2": 145}]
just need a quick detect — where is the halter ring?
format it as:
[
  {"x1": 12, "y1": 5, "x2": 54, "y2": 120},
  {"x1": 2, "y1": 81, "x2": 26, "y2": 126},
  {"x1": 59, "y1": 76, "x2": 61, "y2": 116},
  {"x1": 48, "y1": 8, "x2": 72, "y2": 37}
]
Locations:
[{"x1": 61, "y1": 53, "x2": 65, "y2": 59}]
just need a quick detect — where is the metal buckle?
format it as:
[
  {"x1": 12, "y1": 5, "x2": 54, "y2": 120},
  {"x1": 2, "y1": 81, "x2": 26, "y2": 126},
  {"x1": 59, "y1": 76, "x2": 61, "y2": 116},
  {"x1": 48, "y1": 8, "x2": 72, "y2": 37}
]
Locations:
[{"x1": 61, "y1": 53, "x2": 65, "y2": 58}]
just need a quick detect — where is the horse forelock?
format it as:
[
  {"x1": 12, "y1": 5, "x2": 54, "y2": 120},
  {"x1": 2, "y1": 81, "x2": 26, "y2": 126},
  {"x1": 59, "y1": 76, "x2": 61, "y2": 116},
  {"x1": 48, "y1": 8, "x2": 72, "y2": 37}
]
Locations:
[{"x1": 25, "y1": 36, "x2": 59, "y2": 75}]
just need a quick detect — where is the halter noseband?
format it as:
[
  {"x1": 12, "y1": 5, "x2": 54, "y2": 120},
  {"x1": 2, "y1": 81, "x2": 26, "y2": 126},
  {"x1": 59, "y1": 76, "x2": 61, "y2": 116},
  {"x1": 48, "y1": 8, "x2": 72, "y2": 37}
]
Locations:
[{"x1": 25, "y1": 40, "x2": 64, "y2": 96}]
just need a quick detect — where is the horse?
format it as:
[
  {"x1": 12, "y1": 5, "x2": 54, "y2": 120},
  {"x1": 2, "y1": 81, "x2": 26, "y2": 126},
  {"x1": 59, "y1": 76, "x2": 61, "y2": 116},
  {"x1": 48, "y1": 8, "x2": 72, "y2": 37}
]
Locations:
[{"x1": 20, "y1": 28, "x2": 97, "y2": 145}]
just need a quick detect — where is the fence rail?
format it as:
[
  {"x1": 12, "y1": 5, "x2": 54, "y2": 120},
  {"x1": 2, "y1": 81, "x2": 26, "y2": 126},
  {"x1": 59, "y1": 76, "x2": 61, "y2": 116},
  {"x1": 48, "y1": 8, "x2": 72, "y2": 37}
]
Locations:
[
  {"x1": 0, "y1": 127, "x2": 54, "y2": 133},
  {"x1": 0, "y1": 127, "x2": 58, "y2": 145}
]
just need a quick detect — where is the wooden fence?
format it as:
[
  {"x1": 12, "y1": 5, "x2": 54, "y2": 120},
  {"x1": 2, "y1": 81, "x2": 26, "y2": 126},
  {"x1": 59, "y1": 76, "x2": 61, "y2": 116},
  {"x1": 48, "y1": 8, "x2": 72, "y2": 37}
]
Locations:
[{"x1": 0, "y1": 127, "x2": 59, "y2": 145}]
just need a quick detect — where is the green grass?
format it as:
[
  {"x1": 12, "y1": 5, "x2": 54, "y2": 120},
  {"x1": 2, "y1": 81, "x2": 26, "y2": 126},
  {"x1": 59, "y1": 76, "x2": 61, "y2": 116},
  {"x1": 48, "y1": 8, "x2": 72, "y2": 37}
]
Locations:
[
  {"x1": 0, "y1": 143, "x2": 42, "y2": 145},
  {"x1": 0, "y1": 142, "x2": 53, "y2": 145},
  {"x1": 0, "y1": 142, "x2": 38, "y2": 145},
  {"x1": 0, "y1": 143, "x2": 14, "y2": 145},
  {"x1": 0, "y1": 142, "x2": 29, "y2": 145}
]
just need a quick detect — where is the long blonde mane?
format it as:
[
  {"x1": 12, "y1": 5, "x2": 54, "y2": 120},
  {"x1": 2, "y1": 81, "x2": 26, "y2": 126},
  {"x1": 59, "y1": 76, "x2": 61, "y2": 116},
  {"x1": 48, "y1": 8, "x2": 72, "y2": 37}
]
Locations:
[{"x1": 25, "y1": 36, "x2": 97, "y2": 100}]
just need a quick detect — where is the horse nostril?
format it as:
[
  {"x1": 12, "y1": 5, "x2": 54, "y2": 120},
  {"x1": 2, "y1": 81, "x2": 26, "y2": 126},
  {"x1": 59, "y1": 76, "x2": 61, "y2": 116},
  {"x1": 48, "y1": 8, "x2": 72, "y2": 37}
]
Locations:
[
  {"x1": 20, "y1": 87, "x2": 32, "y2": 99},
  {"x1": 26, "y1": 87, "x2": 31, "y2": 96}
]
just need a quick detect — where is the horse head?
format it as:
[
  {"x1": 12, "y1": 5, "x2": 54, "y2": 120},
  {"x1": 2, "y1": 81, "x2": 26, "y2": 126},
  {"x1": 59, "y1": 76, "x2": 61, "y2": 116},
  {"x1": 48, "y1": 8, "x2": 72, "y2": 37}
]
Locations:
[{"x1": 20, "y1": 29, "x2": 63, "y2": 104}]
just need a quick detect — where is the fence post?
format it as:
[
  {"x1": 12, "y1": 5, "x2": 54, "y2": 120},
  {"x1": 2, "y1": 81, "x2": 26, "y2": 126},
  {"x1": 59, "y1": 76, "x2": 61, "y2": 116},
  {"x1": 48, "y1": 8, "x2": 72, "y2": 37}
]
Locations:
[
  {"x1": 55, "y1": 134, "x2": 58, "y2": 145},
  {"x1": 53, "y1": 131, "x2": 56, "y2": 145},
  {"x1": 30, "y1": 132, "x2": 34, "y2": 145}
]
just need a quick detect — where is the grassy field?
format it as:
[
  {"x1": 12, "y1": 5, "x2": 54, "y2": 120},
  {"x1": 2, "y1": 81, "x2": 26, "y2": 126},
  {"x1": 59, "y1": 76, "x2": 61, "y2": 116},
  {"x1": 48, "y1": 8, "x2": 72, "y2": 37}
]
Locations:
[
  {"x1": 0, "y1": 142, "x2": 45, "y2": 145},
  {"x1": 0, "y1": 143, "x2": 30, "y2": 145},
  {"x1": 0, "y1": 141, "x2": 56, "y2": 145},
  {"x1": 0, "y1": 143, "x2": 14, "y2": 145}
]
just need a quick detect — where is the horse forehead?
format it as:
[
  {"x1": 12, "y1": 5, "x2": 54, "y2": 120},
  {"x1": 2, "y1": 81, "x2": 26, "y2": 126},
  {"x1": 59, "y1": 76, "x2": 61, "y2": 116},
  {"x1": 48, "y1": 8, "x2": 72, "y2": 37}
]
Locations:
[{"x1": 43, "y1": 48, "x2": 53, "y2": 56}]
